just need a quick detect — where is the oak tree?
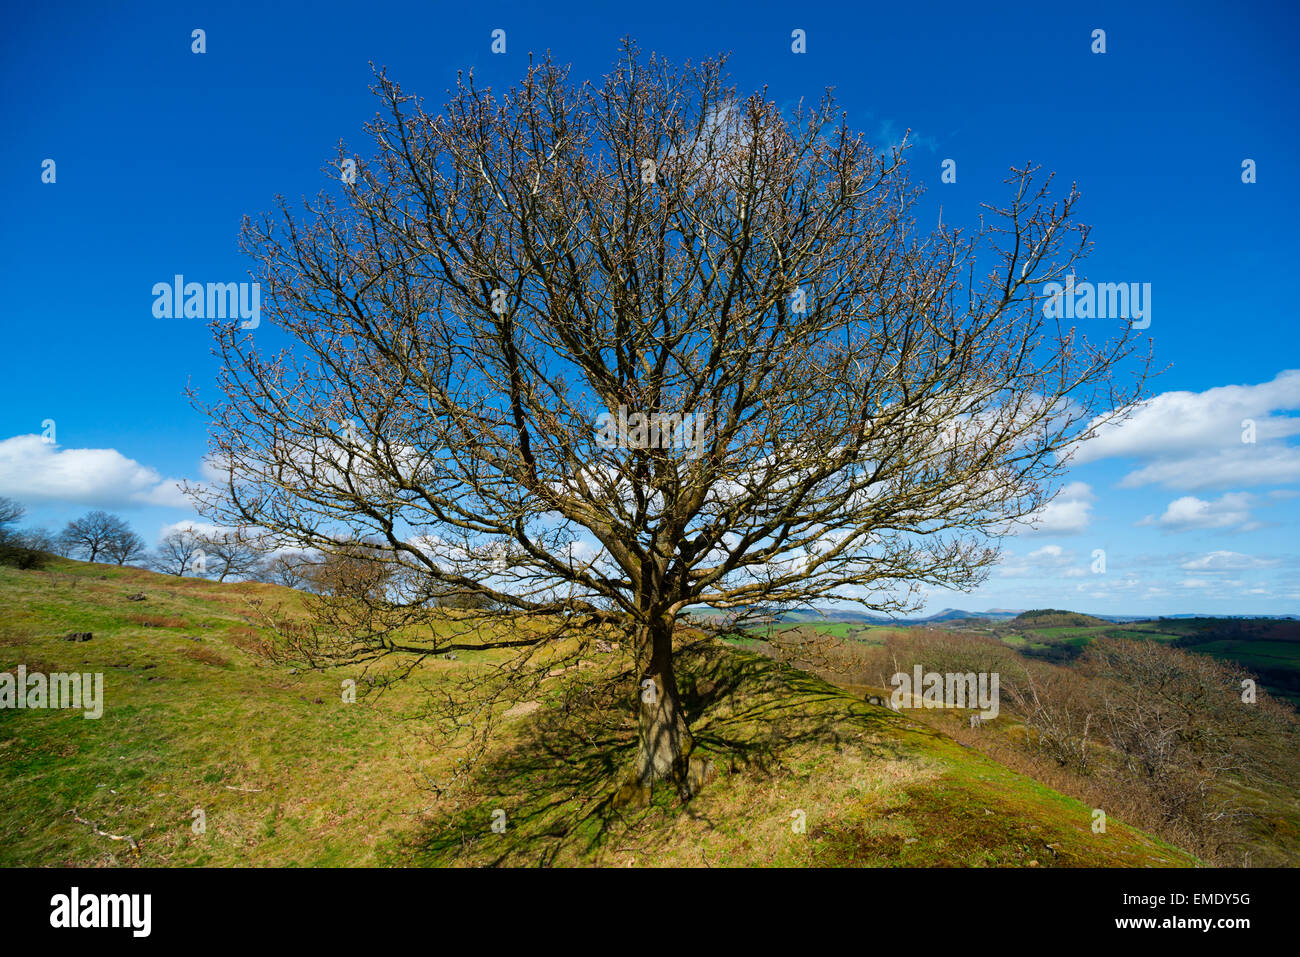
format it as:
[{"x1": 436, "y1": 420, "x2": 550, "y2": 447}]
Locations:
[{"x1": 191, "y1": 43, "x2": 1147, "y2": 796}]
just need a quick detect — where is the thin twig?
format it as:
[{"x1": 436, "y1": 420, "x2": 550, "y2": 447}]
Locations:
[{"x1": 71, "y1": 808, "x2": 140, "y2": 856}]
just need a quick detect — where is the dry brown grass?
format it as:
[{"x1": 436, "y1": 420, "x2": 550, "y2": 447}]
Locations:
[
  {"x1": 126, "y1": 613, "x2": 188, "y2": 628},
  {"x1": 182, "y1": 645, "x2": 231, "y2": 668}
]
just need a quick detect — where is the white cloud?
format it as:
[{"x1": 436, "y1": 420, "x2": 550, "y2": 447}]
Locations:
[
  {"x1": 1180, "y1": 550, "x2": 1278, "y2": 571},
  {"x1": 1017, "y1": 482, "x2": 1094, "y2": 534},
  {"x1": 996, "y1": 543, "x2": 1086, "y2": 579},
  {"x1": 1139, "y1": 493, "x2": 1258, "y2": 531},
  {"x1": 0, "y1": 434, "x2": 191, "y2": 509},
  {"x1": 1118, "y1": 446, "x2": 1300, "y2": 491},
  {"x1": 156, "y1": 519, "x2": 222, "y2": 544},
  {"x1": 1071, "y1": 370, "x2": 1300, "y2": 490},
  {"x1": 1074, "y1": 370, "x2": 1300, "y2": 461}
]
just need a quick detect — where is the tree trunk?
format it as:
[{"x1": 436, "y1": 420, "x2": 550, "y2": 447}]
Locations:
[{"x1": 634, "y1": 613, "x2": 693, "y2": 797}]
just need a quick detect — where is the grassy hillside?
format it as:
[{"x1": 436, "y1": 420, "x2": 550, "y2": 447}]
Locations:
[{"x1": 1, "y1": 559, "x2": 1197, "y2": 867}]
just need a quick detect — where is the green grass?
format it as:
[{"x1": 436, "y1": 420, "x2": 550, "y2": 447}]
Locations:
[
  {"x1": 739, "y1": 622, "x2": 899, "y2": 644},
  {"x1": 1, "y1": 559, "x2": 1198, "y2": 867}
]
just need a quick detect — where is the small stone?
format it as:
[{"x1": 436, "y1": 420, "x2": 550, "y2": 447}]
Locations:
[{"x1": 63, "y1": 632, "x2": 92, "y2": 642}]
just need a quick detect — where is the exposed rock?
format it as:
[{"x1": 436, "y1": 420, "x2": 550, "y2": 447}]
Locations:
[
  {"x1": 125, "y1": 593, "x2": 146, "y2": 602},
  {"x1": 63, "y1": 632, "x2": 93, "y2": 642}
]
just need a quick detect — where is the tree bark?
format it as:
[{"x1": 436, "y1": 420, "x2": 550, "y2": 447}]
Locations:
[{"x1": 634, "y1": 613, "x2": 693, "y2": 796}]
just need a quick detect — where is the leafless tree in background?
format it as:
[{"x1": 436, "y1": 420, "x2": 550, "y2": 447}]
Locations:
[
  {"x1": 0, "y1": 496, "x2": 51, "y2": 569},
  {"x1": 151, "y1": 529, "x2": 205, "y2": 577},
  {"x1": 190, "y1": 42, "x2": 1148, "y2": 797},
  {"x1": 103, "y1": 528, "x2": 147, "y2": 566},
  {"x1": 256, "y1": 552, "x2": 316, "y2": 590},
  {"x1": 196, "y1": 528, "x2": 268, "y2": 582},
  {"x1": 58, "y1": 511, "x2": 134, "y2": 564},
  {"x1": 0, "y1": 496, "x2": 23, "y2": 530}
]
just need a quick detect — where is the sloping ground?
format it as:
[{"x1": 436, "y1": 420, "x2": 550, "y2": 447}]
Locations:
[{"x1": 0, "y1": 559, "x2": 1196, "y2": 867}]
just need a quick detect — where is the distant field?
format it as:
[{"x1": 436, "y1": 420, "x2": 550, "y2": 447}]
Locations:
[
  {"x1": 1190, "y1": 640, "x2": 1300, "y2": 667},
  {"x1": 738, "y1": 616, "x2": 1300, "y2": 705},
  {"x1": 971, "y1": 616, "x2": 1300, "y2": 705},
  {"x1": 740, "y1": 622, "x2": 902, "y2": 644}
]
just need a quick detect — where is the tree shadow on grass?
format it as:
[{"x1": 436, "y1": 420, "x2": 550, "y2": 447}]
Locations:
[{"x1": 404, "y1": 640, "x2": 915, "y2": 866}]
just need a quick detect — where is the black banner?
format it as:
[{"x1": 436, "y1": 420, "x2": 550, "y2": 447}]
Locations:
[{"x1": 0, "y1": 867, "x2": 1282, "y2": 944}]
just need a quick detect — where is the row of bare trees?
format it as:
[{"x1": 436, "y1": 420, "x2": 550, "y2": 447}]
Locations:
[
  {"x1": 791, "y1": 625, "x2": 1298, "y2": 863},
  {"x1": 1008, "y1": 639, "x2": 1296, "y2": 843},
  {"x1": 0, "y1": 496, "x2": 300, "y2": 583}
]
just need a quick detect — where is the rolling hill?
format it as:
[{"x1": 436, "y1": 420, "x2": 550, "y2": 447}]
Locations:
[{"x1": 0, "y1": 558, "x2": 1198, "y2": 867}]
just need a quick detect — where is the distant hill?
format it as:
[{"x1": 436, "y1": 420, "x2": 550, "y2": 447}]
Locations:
[
  {"x1": 688, "y1": 605, "x2": 1296, "y2": 628},
  {"x1": 688, "y1": 606, "x2": 1025, "y2": 626},
  {"x1": 1010, "y1": 609, "x2": 1111, "y2": 628}
]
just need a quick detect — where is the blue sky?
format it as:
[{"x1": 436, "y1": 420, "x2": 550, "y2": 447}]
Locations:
[{"x1": 2, "y1": 0, "x2": 1298, "y2": 615}]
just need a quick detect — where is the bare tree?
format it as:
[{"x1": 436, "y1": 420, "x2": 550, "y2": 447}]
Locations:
[
  {"x1": 103, "y1": 528, "x2": 147, "y2": 566},
  {"x1": 189, "y1": 43, "x2": 1147, "y2": 797},
  {"x1": 151, "y1": 529, "x2": 205, "y2": 577},
  {"x1": 58, "y1": 510, "x2": 134, "y2": 564},
  {"x1": 1083, "y1": 638, "x2": 1289, "y2": 829},
  {"x1": 1004, "y1": 663, "x2": 1096, "y2": 772},
  {"x1": 255, "y1": 552, "x2": 316, "y2": 591},
  {"x1": 0, "y1": 496, "x2": 23, "y2": 530},
  {"x1": 0, "y1": 497, "x2": 50, "y2": 569},
  {"x1": 196, "y1": 528, "x2": 268, "y2": 582}
]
